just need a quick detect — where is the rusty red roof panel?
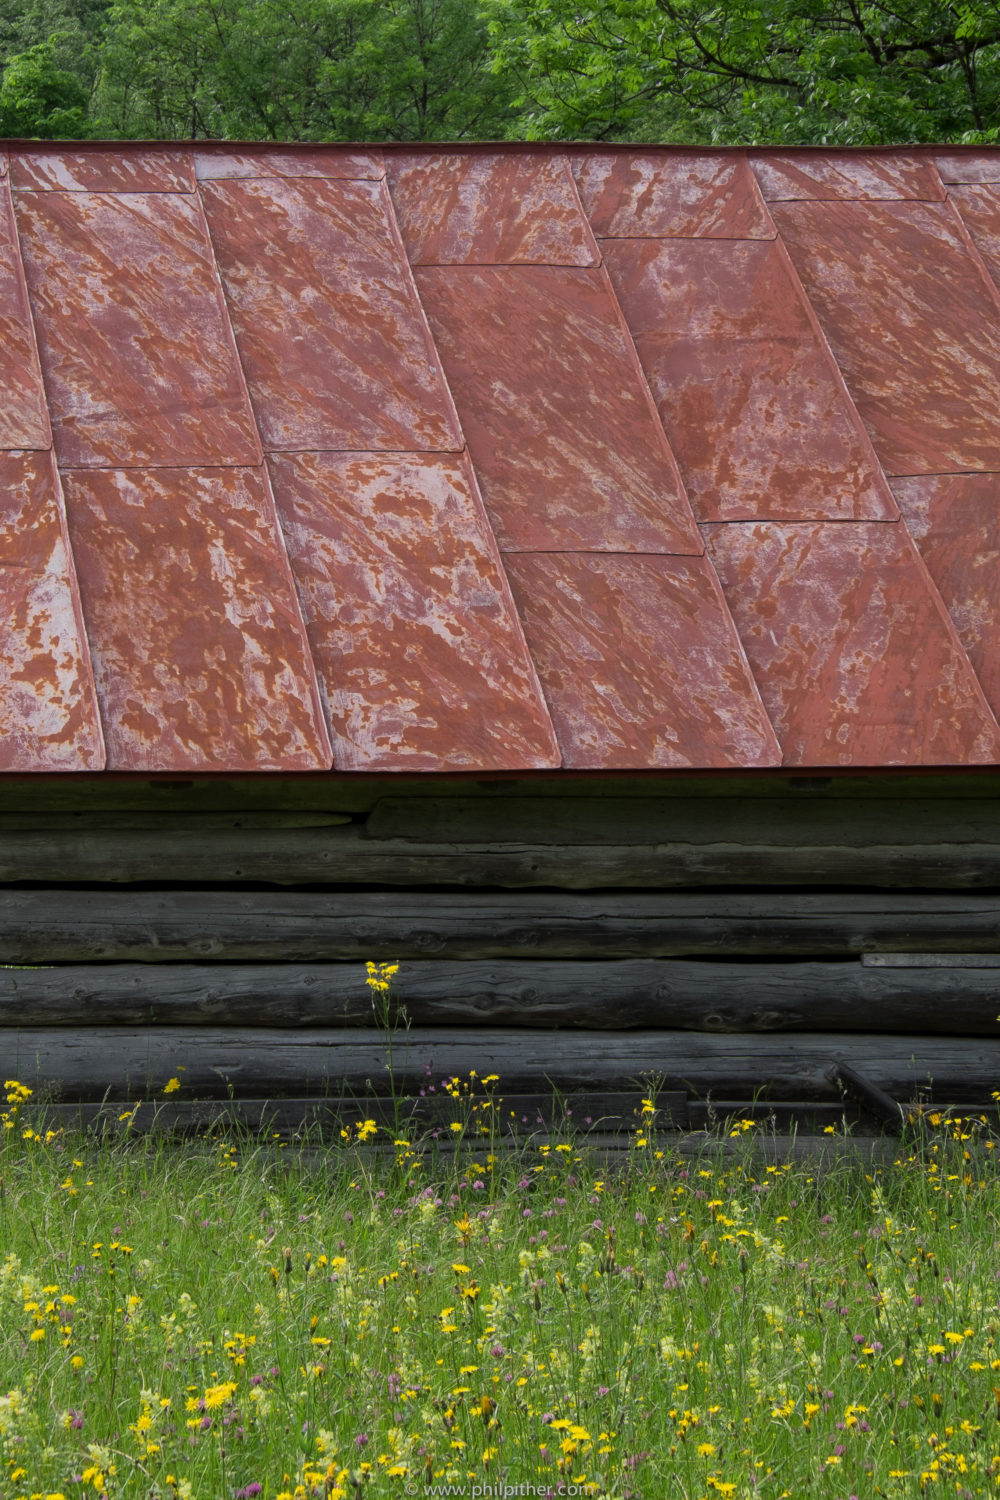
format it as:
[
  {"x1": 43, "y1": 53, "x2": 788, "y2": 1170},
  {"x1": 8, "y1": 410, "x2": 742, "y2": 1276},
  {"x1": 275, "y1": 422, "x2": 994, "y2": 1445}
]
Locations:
[
  {"x1": 574, "y1": 152, "x2": 773, "y2": 238},
  {"x1": 704, "y1": 521, "x2": 1000, "y2": 766},
  {"x1": 604, "y1": 236, "x2": 896, "y2": 523},
  {"x1": 62, "y1": 466, "x2": 330, "y2": 771},
  {"x1": 0, "y1": 183, "x2": 50, "y2": 449},
  {"x1": 388, "y1": 151, "x2": 599, "y2": 265},
  {"x1": 773, "y1": 199, "x2": 1000, "y2": 475},
  {"x1": 11, "y1": 147, "x2": 195, "y2": 193},
  {"x1": 2, "y1": 140, "x2": 1000, "y2": 773},
  {"x1": 503, "y1": 551, "x2": 780, "y2": 769},
  {"x1": 269, "y1": 451, "x2": 559, "y2": 771},
  {"x1": 751, "y1": 152, "x2": 944, "y2": 201},
  {"x1": 16, "y1": 189, "x2": 260, "y2": 469},
  {"x1": 415, "y1": 264, "x2": 702, "y2": 553},
  {"x1": 0, "y1": 451, "x2": 103, "y2": 770},
  {"x1": 202, "y1": 176, "x2": 461, "y2": 452},
  {"x1": 195, "y1": 147, "x2": 383, "y2": 180},
  {"x1": 892, "y1": 474, "x2": 1000, "y2": 720}
]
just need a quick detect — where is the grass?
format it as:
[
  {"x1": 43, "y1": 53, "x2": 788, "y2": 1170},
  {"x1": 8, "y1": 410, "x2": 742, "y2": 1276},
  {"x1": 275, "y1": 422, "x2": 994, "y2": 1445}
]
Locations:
[{"x1": 1, "y1": 1079, "x2": 1000, "y2": 1500}]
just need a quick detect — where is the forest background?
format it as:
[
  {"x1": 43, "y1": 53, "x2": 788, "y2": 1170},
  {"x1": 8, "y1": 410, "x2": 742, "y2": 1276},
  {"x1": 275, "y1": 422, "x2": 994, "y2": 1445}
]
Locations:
[{"x1": 2, "y1": 0, "x2": 1000, "y2": 147}]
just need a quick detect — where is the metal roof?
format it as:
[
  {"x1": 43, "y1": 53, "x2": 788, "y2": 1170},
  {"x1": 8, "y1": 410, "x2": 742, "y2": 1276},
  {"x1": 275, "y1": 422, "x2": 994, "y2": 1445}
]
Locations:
[{"x1": 4, "y1": 140, "x2": 1000, "y2": 772}]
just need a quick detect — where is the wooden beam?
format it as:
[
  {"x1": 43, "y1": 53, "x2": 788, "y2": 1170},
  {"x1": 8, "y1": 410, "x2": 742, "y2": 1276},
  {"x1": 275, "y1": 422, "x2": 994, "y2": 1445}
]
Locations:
[
  {"x1": 1, "y1": 958, "x2": 998, "y2": 1033},
  {"x1": 1, "y1": 821, "x2": 1000, "y2": 885},
  {"x1": 4, "y1": 1027, "x2": 999, "y2": 1102},
  {"x1": 1, "y1": 890, "x2": 999, "y2": 962}
]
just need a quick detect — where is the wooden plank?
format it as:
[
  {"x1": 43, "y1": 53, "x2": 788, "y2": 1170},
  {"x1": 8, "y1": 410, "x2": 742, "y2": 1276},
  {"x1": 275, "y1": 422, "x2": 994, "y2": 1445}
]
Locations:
[
  {"x1": 0, "y1": 812, "x2": 350, "y2": 830},
  {"x1": 2, "y1": 890, "x2": 1000, "y2": 962},
  {"x1": 863, "y1": 952, "x2": 1000, "y2": 967},
  {"x1": 5, "y1": 1027, "x2": 999, "y2": 1101},
  {"x1": 0, "y1": 770, "x2": 998, "y2": 815},
  {"x1": 2, "y1": 821, "x2": 1000, "y2": 885},
  {"x1": 367, "y1": 795, "x2": 1000, "y2": 847},
  {"x1": 1, "y1": 957, "x2": 999, "y2": 1033}
]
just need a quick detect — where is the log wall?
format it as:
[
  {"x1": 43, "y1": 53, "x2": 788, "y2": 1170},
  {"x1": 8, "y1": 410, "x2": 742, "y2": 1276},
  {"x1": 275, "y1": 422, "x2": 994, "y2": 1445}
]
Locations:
[{"x1": 1, "y1": 771, "x2": 999, "y2": 1135}]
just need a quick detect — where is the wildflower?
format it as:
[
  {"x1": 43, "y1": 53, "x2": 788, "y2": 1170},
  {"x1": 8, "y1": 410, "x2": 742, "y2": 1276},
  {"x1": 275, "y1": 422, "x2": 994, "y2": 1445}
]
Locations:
[
  {"x1": 204, "y1": 1380, "x2": 237, "y2": 1409},
  {"x1": 162, "y1": 1077, "x2": 181, "y2": 1094}
]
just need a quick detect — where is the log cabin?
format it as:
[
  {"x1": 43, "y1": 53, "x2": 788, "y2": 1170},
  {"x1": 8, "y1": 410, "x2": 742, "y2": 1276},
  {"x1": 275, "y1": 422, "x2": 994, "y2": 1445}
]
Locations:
[{"x1": 1, "y1": 138, "x2": 1000, "y2": 1141}]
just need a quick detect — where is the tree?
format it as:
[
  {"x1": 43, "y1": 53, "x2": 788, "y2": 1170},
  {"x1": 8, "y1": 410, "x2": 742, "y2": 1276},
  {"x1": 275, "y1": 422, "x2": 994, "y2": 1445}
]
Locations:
[
  {"x1": 94, "y1": 0, "x2": 518, "y2": 140},
  {"x1": 0, "y1": 38, "x2": 89, "y2": 136},
  {"x1": 483, "y1": 0, "x2": 1000, "y2": 143}
]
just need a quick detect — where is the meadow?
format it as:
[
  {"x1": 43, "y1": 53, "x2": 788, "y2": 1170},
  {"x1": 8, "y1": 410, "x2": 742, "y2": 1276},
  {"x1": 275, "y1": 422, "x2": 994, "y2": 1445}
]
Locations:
[{"x1": 1, "y1": 1073, "x2": 1000, "y2": 1500}]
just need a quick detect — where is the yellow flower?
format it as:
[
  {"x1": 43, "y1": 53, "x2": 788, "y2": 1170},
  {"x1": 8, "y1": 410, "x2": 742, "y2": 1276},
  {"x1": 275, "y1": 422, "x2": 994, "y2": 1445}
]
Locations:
[
  {"x1": 162, "y1": 1078, "x2": 181, "y2": 1095},
  {"x1": 203, "y1": 1380, "x2": 237, "y2": 1409}
]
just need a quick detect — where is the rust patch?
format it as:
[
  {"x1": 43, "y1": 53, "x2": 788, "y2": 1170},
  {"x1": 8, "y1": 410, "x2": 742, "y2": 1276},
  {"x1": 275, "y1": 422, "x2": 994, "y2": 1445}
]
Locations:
[
  {"x1": 574, "y1": 151, "x2": 773, "y2": 239},
  {"x1": 16, "y1": 190, "x2": 260, "y2": 468},
  {"x1": 0, "y1": 181, "x2": 51, "y2": 449},
  {"x1": 269, "y1": 451, "x2": 559, "y2": 771},
  {"x1": 415, "y1": 264, "x2": 701, "y2": 553},
  {"x1": 604, "y1": 237, "x2": 896, "y2": 522},
  {"x1": 61, "y1": 466, "x2": 331, "y2": 771},
  {"x1": 502, "y1": 551, "x2": 780, "y2": 769},
  {"x1": 704, "y1": 520, "x2": 1000, "y2": 766},
  {"x1": 752, "y1": 152, "x2": 943, "y2": 201},
  {"x1": 387, "y1": 150, "x2": 599, "y2": 264},
  {"x1": 0, "y1": 452, "x2": 104, "y2": 770},
  {"x1": 201, "y1": 176, "x2": 461, "y2": 452},
  {"x1": 11, "y1": 147, "x2": 195, "y2": 193},
  {"x1": 936, "y1": 152, "x2": 1000, "y2": 183},
  {"x1": 195, "y1": 147, "x2": 384, "y2": 180}
]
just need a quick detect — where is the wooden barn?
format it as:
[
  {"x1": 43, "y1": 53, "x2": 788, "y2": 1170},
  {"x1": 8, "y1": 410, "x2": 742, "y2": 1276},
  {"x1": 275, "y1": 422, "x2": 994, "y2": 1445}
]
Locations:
[{"x1": 2, "y1": 138, "x2": 1000, "y2": 1143}]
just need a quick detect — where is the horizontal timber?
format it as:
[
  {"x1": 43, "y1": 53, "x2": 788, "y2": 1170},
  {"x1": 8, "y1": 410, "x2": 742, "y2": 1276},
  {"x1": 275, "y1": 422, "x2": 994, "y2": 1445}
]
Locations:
[
  {"x1": 4, "y1": 1027, "x2": 998, "y2": 1102},
  {"x1": 2, "y1": 959, "x2": 1000, "y2": 1033},
  {"x1": 1, "y1": 891, "x2": 999, "y2": 961},
  {"x1": 3, "y1": 823, "x2": 1000, "y2": 885}
]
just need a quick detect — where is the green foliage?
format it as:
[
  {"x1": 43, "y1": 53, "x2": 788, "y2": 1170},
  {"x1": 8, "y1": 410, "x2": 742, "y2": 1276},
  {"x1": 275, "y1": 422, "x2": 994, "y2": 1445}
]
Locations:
[
  {"x1": 483, "y1": 0, "x2": 1000, "y2": 143},
  {"x1": 0, "y1": 38, "x2": 89, "y2": 137}
]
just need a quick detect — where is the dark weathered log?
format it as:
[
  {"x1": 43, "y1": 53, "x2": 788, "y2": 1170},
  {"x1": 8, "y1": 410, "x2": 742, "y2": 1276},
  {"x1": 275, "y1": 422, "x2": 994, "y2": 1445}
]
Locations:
[
  {"x1": 862, "y1": 953, "x2": 1000, "y2": 967},
  {"x1": 2, "y1": 890, "x2": 1000, "y2": 962},
  {"x1": 2, "y1": 821, "x2": 1000, "y2": 885},
  {"x1": 366, "y1": 795, "x2": 1000, "y2": 847},
  {"x1": 1, "y1": 958, "x2": 999, "y2": 1033},
  {"x1": 4, "y1": 1027, "x2": 999, "y2": 1102}
]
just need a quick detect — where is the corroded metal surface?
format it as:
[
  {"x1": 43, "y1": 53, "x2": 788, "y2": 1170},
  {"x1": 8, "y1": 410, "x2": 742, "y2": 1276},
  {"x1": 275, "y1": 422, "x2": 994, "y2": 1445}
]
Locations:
[
  {"x1": 202, "y1": 176, "x2": 461, "y2": 451},
  {"x1": 604, "y1": 237, "x2": 897, "y2": 522},
  {"x1": 0, "y1": 141, "x2": 999, "y2": 773},
  {"x1": 892, "y1": 474, "x2": 1000, "y2": 720},
  {"x1": 0, "y1": 183, "x2": 50, "y2": 449},
  {"x1": 503, "y1": 551, "x2": 780, "y2": 769},
  {"x1": 415, "y1": 264, "x2": 702, "y2": 553},
  {"x1": 704, "y1": 521, "x2": 1000, "y2": 767},
  {"x1": 752, "y1": 152, "x2": 943, "y2": 201},
  {"x1": 773, "y1": 199, "x2": 1000, "y2": 474},
  {"x1": 269, "y1": 452, "x2": 559, "y2": 771},
  {"x1": 61, "y1": 467, "x2": 330, "y2": 771},
  {"x1": 388, "y1": 150, "x2": 599, "y2": 264},
  {"x1": 574, "y1": 152, "x2": 773, "y2": 238},
  {"x1": 0, "y1": 452, "x2": 103, "y2": 769},
  {"x1": 16, "y1": 189, "x2": 260, "y2": 468}
]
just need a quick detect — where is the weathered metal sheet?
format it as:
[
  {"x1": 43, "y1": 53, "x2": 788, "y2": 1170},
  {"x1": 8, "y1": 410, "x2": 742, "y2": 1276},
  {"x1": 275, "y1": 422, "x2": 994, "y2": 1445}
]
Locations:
[
  {"x1": 268, "y1": 451, "x2": 560, "y2": 771},
  {"x1": 414, "y1": 264, "x2": 702, "y2": 553},
  {"x1": 704, "y1": 521, "x2": 1000, "y2": 766},
  {"x1": 11, "y1": 148, "x2": 195, "y2": 193},
  {"x1": 502, "y1": 551, "x2": 781, "y2": 769},
  {"x1": 751, "y1": 152, "x2": 943, "y2": 201},
  {"x1": 574, "y1": 151, "x2": 773, "y2": 238},
  {"x1": 61, "y1": 467, "x2": 331, "y2": 772},
  {"x1": 773, "y1": 199, "x2": 1000, "y2": 475},
  {"x1": 195, "y1": 148, "x2": 383, "y2": 180},
  {"x1": 0, "y1": 182, "x2": 51, "y2": 449},
  {"x1": 892, "y1": 474, "x2": 1000, "y2": 719},
  {"x1": 604, "y1": 237, "x2": 896, "y2": 522},
  {"x1": 16, "y1": 189, "x2": 260, "y2": 469},
  {"x1": 936, "y1": 152, "x2": 1000, "y2": 183},
  {"x1": 387, "y1": 150, "x2": 599, "y2": 264},
  {"x1": 0, "y1": 452, "x2": 104, "y2": 770},
  {"x1": 201, "y1": 176, "x2": 461, "y2": 452},
  {"x1": 944, "y1": 184, "x2": 1000, "y2": 292}
]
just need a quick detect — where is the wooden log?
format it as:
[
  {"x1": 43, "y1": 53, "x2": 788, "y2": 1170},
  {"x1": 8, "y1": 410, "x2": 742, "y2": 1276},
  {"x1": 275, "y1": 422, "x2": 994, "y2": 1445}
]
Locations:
[
  {"x1": 826, "y1": 1062, "x2": 905, "y2": 1131},
  {"x1": 4, "y1": 1027, "x2": 998, "y2": 1102},
  {"x1": 1, "y1": 958, "x2": 999, "y2": 1033},
  {"x1": 863, "y1": 953, "x2": 1000, "y2": 967},
  {"x1": 2, "y1": 821, "x2": 1000, "y2": 886},
  {"x1": 2, "y1": 890, "x2": 1000, "y2": 962}
]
